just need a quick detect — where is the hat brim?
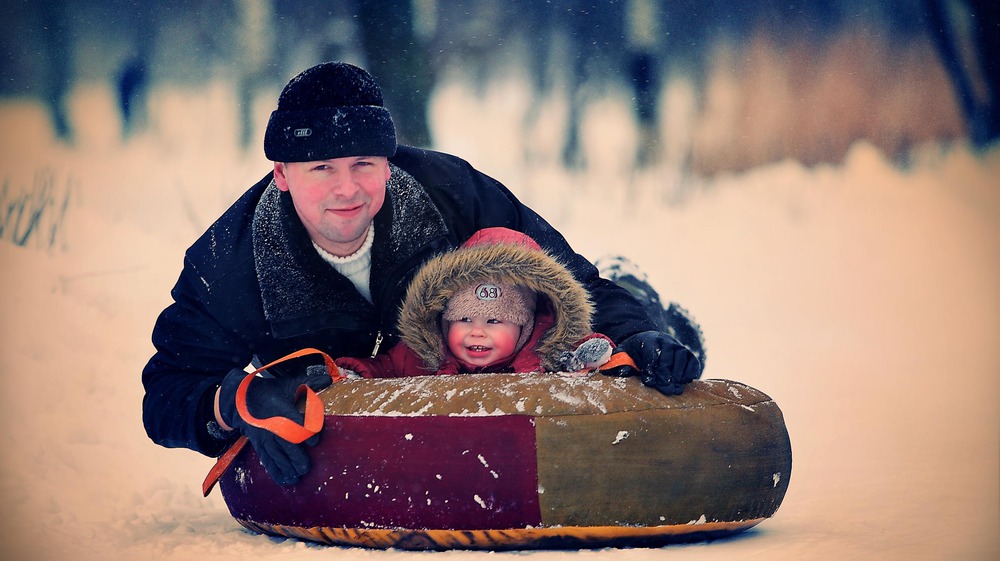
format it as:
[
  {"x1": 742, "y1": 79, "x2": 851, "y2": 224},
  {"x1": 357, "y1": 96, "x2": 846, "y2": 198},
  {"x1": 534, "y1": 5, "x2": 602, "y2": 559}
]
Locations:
[{"x1": 264, "y1": 105, "x2": 397, "y2": 162}]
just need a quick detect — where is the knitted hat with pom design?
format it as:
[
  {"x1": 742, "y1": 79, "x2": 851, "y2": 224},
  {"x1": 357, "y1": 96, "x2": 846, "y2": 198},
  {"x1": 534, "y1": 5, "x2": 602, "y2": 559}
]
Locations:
[
  {"x1": 264, "y1": 62, "x2": 397, "y2": 162},
  {"x1": 442, "y1": 282, "x2": 537, "y2": 327},
  {"x1": 442, "y1": 228, "x2": 540, "y2": 330}
]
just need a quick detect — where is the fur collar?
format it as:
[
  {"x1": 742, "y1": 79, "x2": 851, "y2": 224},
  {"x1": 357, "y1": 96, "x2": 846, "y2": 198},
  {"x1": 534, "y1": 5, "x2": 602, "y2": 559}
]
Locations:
[
  {"x1": 252, "y1": 164, "x2": 448, "y2": 336},
  {"x1": 397, "y1": 240, "x2": 594, "y2": 371}
]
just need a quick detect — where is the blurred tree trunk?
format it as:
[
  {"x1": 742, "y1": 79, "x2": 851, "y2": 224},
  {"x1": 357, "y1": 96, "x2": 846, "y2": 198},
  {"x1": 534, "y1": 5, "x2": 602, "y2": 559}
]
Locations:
[
  {"x1": 924, "y1": 0, "x2": 1000, "y2": 148},
  {"x1": 355, "y1": 0, "x2": 434, "y2": 148},
  {"x1": 235, "y1": 0, "x2": 276, "y2": 150},
  {"x1": 40, "y1": 0, "x2": 73, "y2": 142}
]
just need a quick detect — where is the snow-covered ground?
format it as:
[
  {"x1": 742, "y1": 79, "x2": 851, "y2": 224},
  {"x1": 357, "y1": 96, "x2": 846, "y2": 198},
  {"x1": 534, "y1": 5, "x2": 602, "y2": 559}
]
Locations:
[{"x1": 1, "y1": 77, "x2": 997, "y2": 561}]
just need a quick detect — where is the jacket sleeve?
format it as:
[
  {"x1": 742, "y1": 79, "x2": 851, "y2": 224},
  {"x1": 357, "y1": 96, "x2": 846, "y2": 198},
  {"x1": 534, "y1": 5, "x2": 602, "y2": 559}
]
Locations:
[
  {"x1": 335, "y1": 342, "x2": 437, "y2": 378},
  {"x1": 334, "y1": 355, "x2": 394, "y2": 378},
  {"x1": 141, "y1": 258, "x2": 252, "y2": 457},
  {"x1": 394, "y1": 146, "x2": 658, "y2": 345},
  {"x1": 496, "y1": 193, "x2": 657, "y2": 345}
]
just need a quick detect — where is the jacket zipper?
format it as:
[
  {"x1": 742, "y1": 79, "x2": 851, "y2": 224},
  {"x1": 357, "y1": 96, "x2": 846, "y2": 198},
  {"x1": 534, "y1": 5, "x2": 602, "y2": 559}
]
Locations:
[{"x1": 369, "y1": 236, "x2": 449, "y2": 359}]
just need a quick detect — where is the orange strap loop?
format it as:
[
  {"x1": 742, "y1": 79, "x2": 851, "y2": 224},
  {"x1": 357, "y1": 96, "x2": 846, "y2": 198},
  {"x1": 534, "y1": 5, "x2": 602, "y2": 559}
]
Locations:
[
  {"x1": 598, "y1": 351, "x2": 638, "y2": 372},
  {"x1": 202, "y1": 348, "x2": 344, "y2": 496},
  {"x1": 235, "y1": 347, "x2": 343, "y2": 443}
]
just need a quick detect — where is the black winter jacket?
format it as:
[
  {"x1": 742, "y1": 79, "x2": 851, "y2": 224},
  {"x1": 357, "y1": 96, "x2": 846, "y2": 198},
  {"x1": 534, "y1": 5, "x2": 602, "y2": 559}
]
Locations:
[{"x1": 141, "y1": 146, "x2": 656, "y2": 456}]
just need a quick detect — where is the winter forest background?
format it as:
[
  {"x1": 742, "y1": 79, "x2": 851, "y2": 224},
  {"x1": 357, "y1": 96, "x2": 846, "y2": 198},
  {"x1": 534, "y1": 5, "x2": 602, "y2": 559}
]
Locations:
[
  {"x1": 1, "y1": 1, "x2": 998, "y2": 560},
  {"x1": 6, "y1": 0, "x2": 997, "y2": 174}
]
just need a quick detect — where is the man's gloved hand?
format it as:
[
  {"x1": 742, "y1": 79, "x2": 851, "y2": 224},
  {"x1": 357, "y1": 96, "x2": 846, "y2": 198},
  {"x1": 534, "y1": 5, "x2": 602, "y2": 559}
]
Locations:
[
  {"x1": 217, "y1": 368, "x2": 332, "y2": 486},
  {"x1": 613, "y1": 331, "x2": 702, "y2": 395}
]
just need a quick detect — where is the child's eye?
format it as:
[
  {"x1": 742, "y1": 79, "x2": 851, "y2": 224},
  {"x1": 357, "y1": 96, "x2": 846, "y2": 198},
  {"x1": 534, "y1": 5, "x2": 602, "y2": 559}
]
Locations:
[
  {"x1": 458, "y1": 317, "x2": 472, "y2": 323},
  {"x1": 487, "y1": 318, "x2": 503, "y2": 324}
]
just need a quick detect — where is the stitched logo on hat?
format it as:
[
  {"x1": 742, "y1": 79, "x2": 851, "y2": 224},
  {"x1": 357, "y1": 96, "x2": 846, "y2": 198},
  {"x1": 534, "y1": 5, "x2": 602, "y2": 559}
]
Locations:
[
  {"x1": 475, "y1": 283, "x2": 501, "y2": 301},
  {"x1": 293, "y1": 128, "x2": 312, "y2": 137}
]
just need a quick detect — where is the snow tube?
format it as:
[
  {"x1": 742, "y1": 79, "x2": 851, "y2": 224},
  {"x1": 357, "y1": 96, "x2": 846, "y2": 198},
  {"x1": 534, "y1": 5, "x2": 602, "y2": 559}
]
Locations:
[{"x1": 217, "y1": 373, "x2": 792, "y2": 550}]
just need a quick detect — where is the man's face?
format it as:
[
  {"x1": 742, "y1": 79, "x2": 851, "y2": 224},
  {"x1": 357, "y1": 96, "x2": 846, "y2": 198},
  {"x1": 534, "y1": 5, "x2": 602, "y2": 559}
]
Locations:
[{"x1": 273, "y1": 156, "x2": 390, "y2": 256}]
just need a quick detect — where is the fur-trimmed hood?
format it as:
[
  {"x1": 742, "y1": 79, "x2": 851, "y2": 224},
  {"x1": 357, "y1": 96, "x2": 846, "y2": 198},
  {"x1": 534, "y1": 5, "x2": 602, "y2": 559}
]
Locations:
[{"x1": 397, "y1": 228, "x2": 594, "y2": 371}]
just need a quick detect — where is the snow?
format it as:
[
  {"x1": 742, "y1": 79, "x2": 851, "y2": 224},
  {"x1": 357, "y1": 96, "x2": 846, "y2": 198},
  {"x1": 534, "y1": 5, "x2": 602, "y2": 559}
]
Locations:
[{"x1": 1, "y1": 77, "x2": 998, "y2": 561}]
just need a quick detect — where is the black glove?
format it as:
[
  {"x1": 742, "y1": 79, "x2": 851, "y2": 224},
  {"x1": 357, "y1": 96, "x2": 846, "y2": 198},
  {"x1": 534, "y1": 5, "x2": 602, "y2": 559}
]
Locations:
[
  {"x1": 612, "y1": 331, "x2": 702, "y2": 395},
  {"x1": 217, "y1": 368, "x2": 332, "y2": 486}
]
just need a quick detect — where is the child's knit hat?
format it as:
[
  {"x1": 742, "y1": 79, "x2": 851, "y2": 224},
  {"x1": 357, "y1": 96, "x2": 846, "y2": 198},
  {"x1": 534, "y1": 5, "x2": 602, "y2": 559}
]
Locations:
[
  {"x1": 442, "y1": 281, "x2": 537, "y2": 326},
  {"x1": 442, "y1": 227, "x2": 541, "y2": 328}
]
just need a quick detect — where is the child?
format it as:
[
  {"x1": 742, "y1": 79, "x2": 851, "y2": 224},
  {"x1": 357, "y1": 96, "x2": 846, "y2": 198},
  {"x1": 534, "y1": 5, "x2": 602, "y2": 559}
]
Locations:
[{"x1": 335, "y1": 227, "x2": 613, "y2": 377}]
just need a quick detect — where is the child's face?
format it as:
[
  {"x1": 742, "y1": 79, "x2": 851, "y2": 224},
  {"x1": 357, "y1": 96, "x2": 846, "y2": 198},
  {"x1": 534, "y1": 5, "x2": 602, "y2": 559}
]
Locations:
[{"x1": 446, "y1": 315, "x2": 522, "y2": 367}]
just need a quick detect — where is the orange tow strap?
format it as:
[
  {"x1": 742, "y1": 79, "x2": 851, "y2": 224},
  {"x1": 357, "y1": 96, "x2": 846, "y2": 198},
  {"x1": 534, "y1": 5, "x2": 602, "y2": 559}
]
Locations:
[
  {"x1": 202, "y1": 437, "x2": 248, "y2": 496},
  {"x1": 598, "y1": 351, "x2": 638, "y2": 372},
  {"x1": 202, "y1": 348, "x2": 345, "y2": 497}
]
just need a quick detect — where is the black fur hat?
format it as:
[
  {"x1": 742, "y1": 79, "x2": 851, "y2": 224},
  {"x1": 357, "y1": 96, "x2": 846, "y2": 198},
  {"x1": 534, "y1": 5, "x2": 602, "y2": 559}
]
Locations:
[{"x1": 263, "y1": 62, "x2": 397, "y2": 162}]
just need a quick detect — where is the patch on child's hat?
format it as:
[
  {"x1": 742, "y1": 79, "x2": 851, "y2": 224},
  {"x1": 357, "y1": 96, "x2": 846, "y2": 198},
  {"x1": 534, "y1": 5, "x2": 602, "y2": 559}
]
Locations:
[{"x1": 475, "y1": 283, "x2": 502, "y2": 301}]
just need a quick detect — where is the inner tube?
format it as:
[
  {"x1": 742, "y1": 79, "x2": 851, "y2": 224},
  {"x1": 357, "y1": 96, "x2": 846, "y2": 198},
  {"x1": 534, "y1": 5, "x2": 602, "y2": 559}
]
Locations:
[{"x1": 218, "y1": 373, "x2": 792, "y2": 550}]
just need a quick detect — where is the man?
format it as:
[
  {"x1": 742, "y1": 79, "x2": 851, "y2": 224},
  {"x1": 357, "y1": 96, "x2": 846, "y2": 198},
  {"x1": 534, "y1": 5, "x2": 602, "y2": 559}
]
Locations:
[{"x1": 142, "y1": 62, "x2": 701, "y2": 486}]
